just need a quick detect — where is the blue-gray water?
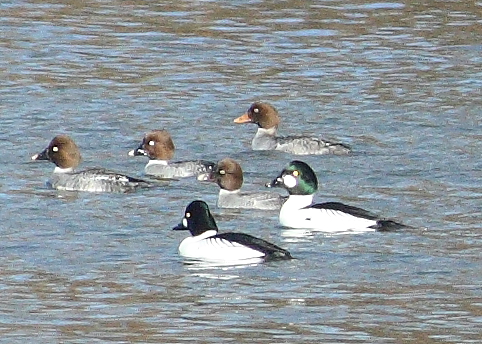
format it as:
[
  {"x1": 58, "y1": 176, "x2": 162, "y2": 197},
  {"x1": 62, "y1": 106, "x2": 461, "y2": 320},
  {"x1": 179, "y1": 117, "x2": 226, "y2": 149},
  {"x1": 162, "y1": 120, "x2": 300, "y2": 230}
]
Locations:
[{"x1": 1, "y1": 0, "x2": 481, "y2": 343}]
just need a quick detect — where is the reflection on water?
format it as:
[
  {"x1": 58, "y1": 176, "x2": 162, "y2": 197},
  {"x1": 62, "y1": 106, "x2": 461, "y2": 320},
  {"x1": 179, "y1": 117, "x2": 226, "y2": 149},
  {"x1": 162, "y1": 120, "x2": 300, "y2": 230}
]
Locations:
[
  {"x1": 1, "y1": 0, "x2": 481, "y2": 343},
  {"x1": 182, "y1": 258, "x2": 265, "y2": 269},
  {"x1": 280, "y1": 228, "x2": 316, "y2": 239}
]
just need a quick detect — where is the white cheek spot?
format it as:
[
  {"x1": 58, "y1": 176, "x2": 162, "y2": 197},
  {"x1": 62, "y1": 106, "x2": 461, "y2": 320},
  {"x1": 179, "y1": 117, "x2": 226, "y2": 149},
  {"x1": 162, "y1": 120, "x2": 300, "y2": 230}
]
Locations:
[
  {"x1": 148, "y1": 140, "x2": 155, "y2": 146},
  {"x1": 182, "y1": 218, "x2": 188, "y2": 227},
  {"x1": 283, "y1": 175, "x2": 297, "y2": 188},
  {"x1": 52, "y1": 146, "x2": 59, "y2": 152}
]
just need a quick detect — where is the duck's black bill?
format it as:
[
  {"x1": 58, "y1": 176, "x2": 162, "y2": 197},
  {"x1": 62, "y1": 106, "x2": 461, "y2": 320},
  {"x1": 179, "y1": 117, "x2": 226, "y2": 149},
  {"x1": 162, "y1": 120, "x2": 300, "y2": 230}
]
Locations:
[
  {"x1": 173, "y1": 222, "x2": 188, "y2": 231},
  {"x1": 198, "y1": 170, "x2": 215, "y2": 182},
  {"x1": 31, "y1": 148, "x2": 49, "y2": 161},
  {"x1": 265, "y1": 177, "x2": 282, "y2": 188},
  {"x1": 129, "y1": 144, "x2": 147, "y2": 157}
]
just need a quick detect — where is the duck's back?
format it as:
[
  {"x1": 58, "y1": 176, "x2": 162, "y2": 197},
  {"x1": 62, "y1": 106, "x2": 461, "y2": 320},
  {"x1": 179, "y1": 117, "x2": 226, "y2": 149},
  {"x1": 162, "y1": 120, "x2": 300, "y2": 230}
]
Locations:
[
  {"x1": 218, "y1": 190, "x2": 285, "y2": 210},
  {"x1": 275, "y1": 135, "x2": 351, "y2": 155},
  {"x1": 145, "y1": 160, "x2": 214, "y2": 178},
  {"x1": 216, "y1": 233, "x2": 293, "y2": 261}
]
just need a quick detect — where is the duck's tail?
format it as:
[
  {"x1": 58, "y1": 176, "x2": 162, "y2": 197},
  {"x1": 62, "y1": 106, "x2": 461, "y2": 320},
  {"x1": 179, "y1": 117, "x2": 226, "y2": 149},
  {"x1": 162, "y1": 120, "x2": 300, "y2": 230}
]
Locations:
[{"x1": 372, "y1": 220, "x2": 410, "y2": 232}]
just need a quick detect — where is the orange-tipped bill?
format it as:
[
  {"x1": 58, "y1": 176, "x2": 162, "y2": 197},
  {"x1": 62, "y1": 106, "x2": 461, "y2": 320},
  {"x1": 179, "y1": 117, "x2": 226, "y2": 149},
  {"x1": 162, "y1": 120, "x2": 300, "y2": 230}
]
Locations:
[{"x1": 233, "y1": 113, "x2": 251, "y2": 123}]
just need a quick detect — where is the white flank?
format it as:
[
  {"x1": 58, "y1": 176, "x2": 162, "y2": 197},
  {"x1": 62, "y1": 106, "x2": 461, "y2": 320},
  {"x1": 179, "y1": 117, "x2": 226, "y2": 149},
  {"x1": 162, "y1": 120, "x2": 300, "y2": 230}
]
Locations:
[
  {"x1": 279, "y1": 195, "x2": 377, "y2": 232},
  {"x1": 178, "y1": 230, "x2": 265, "y2": 262}
]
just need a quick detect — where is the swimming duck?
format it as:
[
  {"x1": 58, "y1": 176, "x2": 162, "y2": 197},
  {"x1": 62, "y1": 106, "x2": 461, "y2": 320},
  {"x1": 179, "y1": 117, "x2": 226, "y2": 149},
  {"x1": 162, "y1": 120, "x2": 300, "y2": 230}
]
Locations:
[
  {"x1": 266, "y1": 160, "x2": 407, "y2": 232},
  {"x1": 32, "y1": 135, "x2": 152, "y2": 193},
  {"x1": 173, "y1": 200, "x2": 293, "y2": 262},
  {"x1": 234, "y1": 102, "x2": 351, "y2": 155},
  {"x1": 128, "y1": 129, "x2": 215, "y2": 179},
  {"x1": 203, "y1": 158, "x2": 285, "y2": 210}
]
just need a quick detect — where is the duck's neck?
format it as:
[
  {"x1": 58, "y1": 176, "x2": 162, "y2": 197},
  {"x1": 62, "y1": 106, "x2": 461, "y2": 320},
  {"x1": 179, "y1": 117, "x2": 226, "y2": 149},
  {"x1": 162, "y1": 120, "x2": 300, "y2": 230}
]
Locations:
[
  {"x1": 219, "y1": 188, "x2": 241, "y2": 195},
  {"x1": 256, "y1": 127, "x2": 277, "y2": 137},
  {"x1": 253, "y1": 127, "x2": 278, "y2": 150},
  {"x1": 146, "y1": 159, "x2": 169, "y2": 167},
  {"x1": 283, "y1": 194, "x2": 314, "y2": 210},
  {"x1": 192, "y1": 229, "x2": 218, "y2": 240},
  {"x1": 54, "y1": 166, "x2": 74, "y2": 173}
]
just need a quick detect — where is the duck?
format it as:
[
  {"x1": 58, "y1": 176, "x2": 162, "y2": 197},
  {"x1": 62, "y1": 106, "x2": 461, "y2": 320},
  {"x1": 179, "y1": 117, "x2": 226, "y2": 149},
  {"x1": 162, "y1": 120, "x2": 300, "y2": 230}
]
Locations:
[
  {"x1": 128, "y1": 129, "x2": 215, "y2": 179},
  {"x1": 266, "y1": 160, "x2": 407, "y2": 232},
  {"x1": 234, "y1": 102, "x2": 351, "y2": 155},
  {"x1": 173, "y1": 200, "x2": 293, "y2": 262},
  {"x1": 202, "y1": 158, "x2": 285, "y2": 210},
  {"x1": 31, "y1": 135, "x2": 152, "y2": 193}
]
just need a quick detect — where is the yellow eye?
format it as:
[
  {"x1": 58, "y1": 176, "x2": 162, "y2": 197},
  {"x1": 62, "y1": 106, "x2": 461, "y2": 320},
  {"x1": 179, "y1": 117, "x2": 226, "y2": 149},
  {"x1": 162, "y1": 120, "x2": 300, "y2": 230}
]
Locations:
[
  {"x1": 219, "y1": 169, "x2": 226, "y2": 175},
  {"x1": 293, "y1": 170, "x2": 299, "y2": 177},
  {"x1": 52, "y1": 146, "x2": 59, "y2": 152},
  {"x1": 186, "y1": 212, "x2": 191, "y2": 218}
]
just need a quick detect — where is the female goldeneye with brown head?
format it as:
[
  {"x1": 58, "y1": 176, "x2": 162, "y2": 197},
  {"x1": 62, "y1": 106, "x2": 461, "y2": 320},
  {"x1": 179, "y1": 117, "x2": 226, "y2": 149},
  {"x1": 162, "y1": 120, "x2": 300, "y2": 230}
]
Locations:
[
  {"x1": 128, "y1": 129, "x2": 215, "y2": 179},
  {"x1": 266, "y1": 160, "x2": 408, "y2": 232},
  {"x1": 202, "y1": 158, "x2": 285, "y2": 210},
  {"x1": 234, "y1": 102, "x2": 351, "y2": 155},
  {"x1": 173, "y1": 200, "x2": 293, "y2": 263},
  {"x1": 32, "y1": 135, "x2": 152, "y2": 193}
]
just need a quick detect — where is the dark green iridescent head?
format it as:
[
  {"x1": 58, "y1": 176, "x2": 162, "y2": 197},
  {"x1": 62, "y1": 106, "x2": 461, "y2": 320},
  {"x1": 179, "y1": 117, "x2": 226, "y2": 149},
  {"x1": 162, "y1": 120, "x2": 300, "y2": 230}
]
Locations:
[{"x1": 266, "y1": 160, "x2": 318, "y2": 196}]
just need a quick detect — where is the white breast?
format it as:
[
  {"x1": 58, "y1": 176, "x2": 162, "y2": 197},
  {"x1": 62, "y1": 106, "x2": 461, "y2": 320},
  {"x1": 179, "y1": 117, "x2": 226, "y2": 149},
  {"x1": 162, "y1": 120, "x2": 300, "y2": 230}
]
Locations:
[{"x1": 252, "y1": 128, "x2": 278, "y2": 150}]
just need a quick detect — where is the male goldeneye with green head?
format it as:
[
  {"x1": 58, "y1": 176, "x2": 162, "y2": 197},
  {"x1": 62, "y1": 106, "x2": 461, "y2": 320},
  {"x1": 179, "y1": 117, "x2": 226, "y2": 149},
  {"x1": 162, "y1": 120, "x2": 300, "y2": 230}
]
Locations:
[
  {"x1": 266, "y1": 160, "x2": 407, "y2": 232},
  {"x1": 173, "y1": 200, "x2": 293, "y2": 262}
]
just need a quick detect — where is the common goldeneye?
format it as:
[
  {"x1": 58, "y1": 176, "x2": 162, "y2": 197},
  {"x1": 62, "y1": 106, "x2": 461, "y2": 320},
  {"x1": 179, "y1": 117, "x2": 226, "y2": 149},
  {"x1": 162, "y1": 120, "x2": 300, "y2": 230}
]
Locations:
[
  {"x1": 32, "y1": 135, "x2": 152, "y2": 193},
  {"x1": 202, "y1": 158, "x2": 285, "y2": 210},
  {"x1": 234, "y1": 102, "x2": 351, "y2": 155},
  {"x1": 128, "y1": 130, "x2": 215, "y2": 179},
  {"x1": 173, "y1": 200, "x2": 293, "y2": 262},
  {"x1": 266, "y1": 160, "x2": 407, "y2": 232}
]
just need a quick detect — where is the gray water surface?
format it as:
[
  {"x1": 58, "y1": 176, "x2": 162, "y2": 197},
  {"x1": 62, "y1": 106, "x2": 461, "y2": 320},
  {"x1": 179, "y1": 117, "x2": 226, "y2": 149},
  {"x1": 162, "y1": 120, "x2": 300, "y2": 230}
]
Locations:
[{"x1": 1, "y1": 0, "x2": 481, "y2": 343}]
